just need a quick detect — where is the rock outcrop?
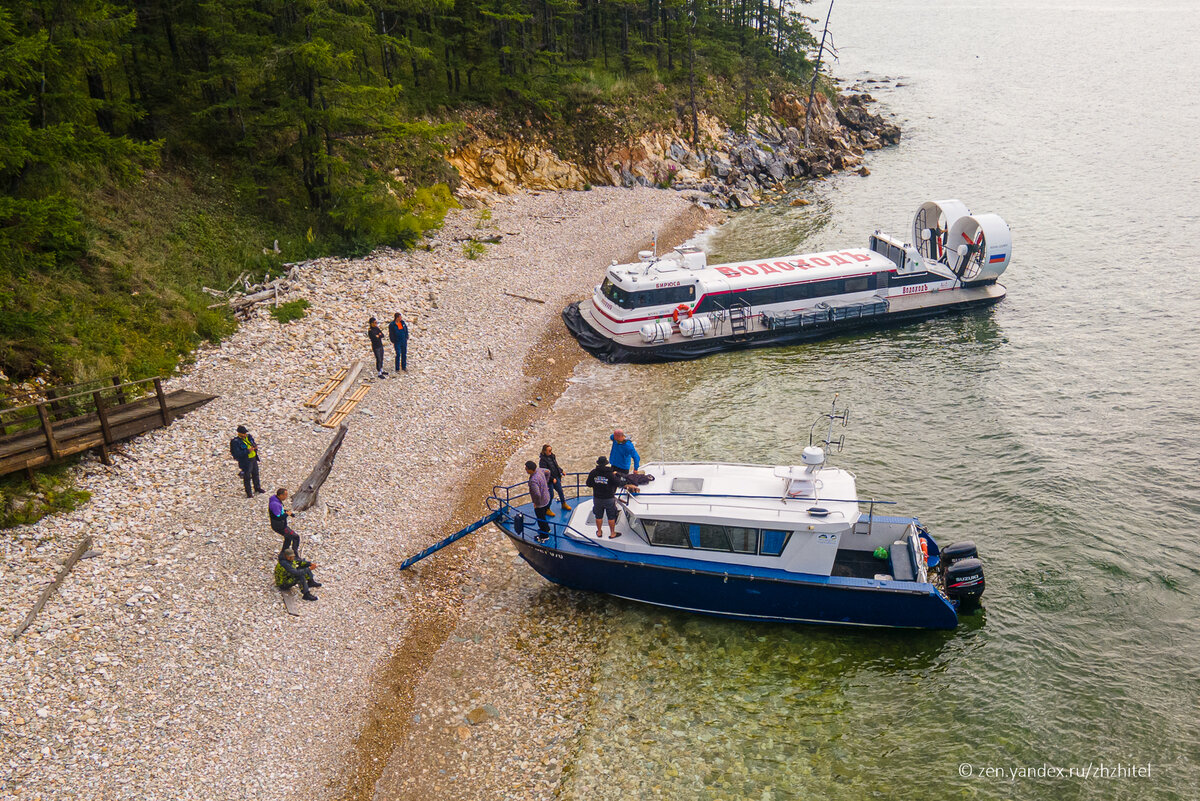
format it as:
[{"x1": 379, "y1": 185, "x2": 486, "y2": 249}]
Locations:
[{"x1": 449, "y1": 90, "x2": 901, "y2": 209}]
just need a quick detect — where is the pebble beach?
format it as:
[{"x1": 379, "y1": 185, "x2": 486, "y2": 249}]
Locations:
[{"x1": 0, "y1": 186, "x2": 717, "y2": 800}]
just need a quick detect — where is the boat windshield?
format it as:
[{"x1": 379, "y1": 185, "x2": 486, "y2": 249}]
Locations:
[{"x1": 602, "y1": 277, "x2": 696, "y2": 310}]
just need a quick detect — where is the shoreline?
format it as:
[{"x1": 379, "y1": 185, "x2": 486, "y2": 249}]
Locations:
[{"x1": 0, "y1": 188, "x2": 716, "y2": 800}]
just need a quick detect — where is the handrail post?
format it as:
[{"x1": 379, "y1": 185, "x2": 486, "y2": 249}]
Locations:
[
  {"x1": 93, "y1": 390, "x2": 114, "y2": 466},
  {"x1": 112, "y1": 375, "x2": 126, "y2": 405},
  {"x1": 153, "y1": 378, "x2": 171, "y2": 425},
  {"x1": 37, "y1": 403, "x2": 61, "y2": 460}
]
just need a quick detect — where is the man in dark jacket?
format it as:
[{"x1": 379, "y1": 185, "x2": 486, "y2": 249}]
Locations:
[
  {"x1": 368, "y1": 317, "x2": 387, "y2": 379},
  {"x1": 275, "y1": 548, "x2": 321, "y2": 601},
  {"x1": 230, "y1": 425, "x2": 264, "y2": 498},
  {"x1": 388, "y1": 312, "x2": 410, "y2": 372},
  {"x1": 269, "y1": 488, "x2": 300, "y2": 555},
  {"x1": 586, "y1": 456, "x2": 638, "y2": 539}
]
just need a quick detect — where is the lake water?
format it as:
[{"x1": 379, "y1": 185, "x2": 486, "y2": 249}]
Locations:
[{"x1": 552, "y1": 1, "x2": 1200, "y2": 798}]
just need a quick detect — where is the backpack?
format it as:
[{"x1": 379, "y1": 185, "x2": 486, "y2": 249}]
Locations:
[{"x1": 230, "y1": 437, "x2": 240, "y2": 460}]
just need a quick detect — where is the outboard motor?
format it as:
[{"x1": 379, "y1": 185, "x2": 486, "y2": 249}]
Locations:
[
  {"x1": 944, "y1": 553, "x2": 985, "y2": 608},
  {"x1": 941, "y1": 540, "x2": 978, "y2": 567}
]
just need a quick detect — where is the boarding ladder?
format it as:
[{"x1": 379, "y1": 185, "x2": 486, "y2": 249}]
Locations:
[{"x1": 727, "y1": 299, "x2": 752, "y2": 336}]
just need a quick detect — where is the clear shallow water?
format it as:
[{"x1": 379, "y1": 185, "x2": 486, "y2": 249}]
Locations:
[{"x1": 555, "y1": 1, "x2": 1200, "y2": 798}]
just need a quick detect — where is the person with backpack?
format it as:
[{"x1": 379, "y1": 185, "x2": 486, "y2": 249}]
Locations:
[{"x1": 230, "y1": 425, "x2": 264, "y2": 498}]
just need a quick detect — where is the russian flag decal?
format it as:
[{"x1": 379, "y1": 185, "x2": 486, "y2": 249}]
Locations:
[{"x1": 988, "y1": 253, "x2": 1006, "y2": 264}]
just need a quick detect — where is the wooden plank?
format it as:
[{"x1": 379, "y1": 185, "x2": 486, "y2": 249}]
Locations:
[
  {"x1": 316, "y1": 361, "x2": 363, "y2": 421},
  {"x1": 280, "y1": 587, "x2": 301, "y2": 616},
  {"x1": 12, "y1": 536, "x2": 93, "y2": 640},
  {"x1": 36, "y1": 404, "x2": 61, "y2": 460},
  {"x1": 112, "y1": 376, "x2": 127, "y2": 405},
  {"x1": 303, "y1": 368, "x2": 348, "y2": 408},
  {"x1": 292, "y1": 423, "x2": 349, "y2": 511},
  {"x1": 321, "y1": 385, "x2": 370, "y2": 429}
]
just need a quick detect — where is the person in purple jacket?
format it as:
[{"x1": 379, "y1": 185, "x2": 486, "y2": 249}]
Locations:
[
  {"x1": 269, "y1": 488, "x2": 300, "y2": 555},
  {"x1": 525, "y1": 460, "x2": 552, "y2": 541}
]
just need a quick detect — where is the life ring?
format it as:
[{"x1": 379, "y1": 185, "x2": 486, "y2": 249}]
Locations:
[
  {"x1": 918, "y1": 537, "x2": 929, "y2": 562},
  {"x1": 672, "y1": 304, "x2": 694, "y2": 324}
]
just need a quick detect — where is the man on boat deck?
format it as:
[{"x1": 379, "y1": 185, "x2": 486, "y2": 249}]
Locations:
[
  {"x1": 609, "y1": 429, "x2": 640, "y2": 473},
  {"x1": 586, "y1": 456, "x2": 639, "y2": 539},
  {"x1": 525, "y1": 460, "x2": 552, "y2": 541}
]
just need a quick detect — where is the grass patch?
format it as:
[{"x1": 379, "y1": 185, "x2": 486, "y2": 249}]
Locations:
[
  {"x1": 269, "y1": 299, "x2": 310, "y2": 324},
  {"x1": 0, "y1": 464, "x2": 91, "y2": 531},
  {"x1": 463, "y1": 241, "x2": 486, "y2": 260}
]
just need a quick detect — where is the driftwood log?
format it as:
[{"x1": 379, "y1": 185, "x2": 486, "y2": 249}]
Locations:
[
  {"x1": 452, "y1": 235, "x2": 502, "y2": 244},
  {"x1": 502, "y1": 291, "x2": 546, "y2": 304},
  {"x1": 12, "y1": 535, "x2": 93, "y2": 640},
  {"x1": 317, "y1": 360, "x2": 363, "y2": 422},
  {"x1": 292, "y1": 423, "x2": 349, "y2": 511}
]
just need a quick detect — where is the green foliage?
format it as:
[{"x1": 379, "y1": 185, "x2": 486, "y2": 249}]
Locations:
[
  {"x1": 0, "y1": 464, "x2": 91, "y2": 530},
  {"x1": 463, "y1": 240, "x2": 486, "y2": 260},
  {"x1": 270, "y1": 299, "x2": 310, "y2": 324},
  {"x1": 0, "y1": 0, "x2": 821, "y2": 382}
]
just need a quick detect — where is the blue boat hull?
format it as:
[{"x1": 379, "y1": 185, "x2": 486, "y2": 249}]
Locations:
[{"x1": 503, "y1": 531, "x2": 960, "y2": 630}]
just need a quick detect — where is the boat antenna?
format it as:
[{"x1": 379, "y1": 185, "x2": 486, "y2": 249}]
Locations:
[{"x1": 809, "y1": 393, "x2": 850, "y2": 454}]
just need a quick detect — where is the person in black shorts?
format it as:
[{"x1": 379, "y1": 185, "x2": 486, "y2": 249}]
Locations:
[{"x1": 585, "y1": 456, "x2": 638, "y2": 538}]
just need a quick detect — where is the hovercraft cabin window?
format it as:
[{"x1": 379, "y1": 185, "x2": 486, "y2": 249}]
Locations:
[
  {"x1": 642, "y1": 519, "x2": 792, "y2": 556},
  {"x1": 694, "y1": 277, "x2": 875, "y2": 313},
  {"x1": 602, "y1": 278, "x2": 695, "y2": 310}
]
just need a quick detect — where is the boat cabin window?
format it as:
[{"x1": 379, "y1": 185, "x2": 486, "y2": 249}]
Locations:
[
  {"x1": 641, "y1": 519, "x2": 793, "y2": 556},
  {"x1": 761, "y1": 529, "x2": 790, "y2": 556},
  {"x1": 869, "y1": 235, "x2": 908, "y2": 269},
  {"x1": 693, "y1": 276, "x2": 878, "y2": 314},
  {"x1": 602, "y1": 277, "x2": 695, "y2": 310},
  {"x1": 644, "y1": 519, "x2": 690, "y2": 548},
  {"x1": 690, "y1": 524, "x2": 731, "y2": 551}
]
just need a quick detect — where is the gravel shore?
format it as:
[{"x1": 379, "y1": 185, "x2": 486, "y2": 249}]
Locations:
[{"x1": 0, "y1": 187, "x2": 716, "y2": 800}]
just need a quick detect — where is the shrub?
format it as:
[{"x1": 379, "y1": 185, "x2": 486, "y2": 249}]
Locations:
[
  {"x1": 270, "y1": 299, "x2": 310, "y2": 324},
  {"x1": 463, "y1": 241, "x2": 486, "y2": 260}
]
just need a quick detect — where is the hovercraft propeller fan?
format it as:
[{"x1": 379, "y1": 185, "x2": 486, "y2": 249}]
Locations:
[
  {"x1": 954, "y1": 223, "x2": 987, "y2": 281},
  {"x1": 912, "y1": 200, "x2": 971, "y2": 265}
]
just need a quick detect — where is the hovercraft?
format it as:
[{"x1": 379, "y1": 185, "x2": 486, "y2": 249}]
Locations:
[{"x1": 564, "y1": 200, "x2": 1011, "y2": 363}]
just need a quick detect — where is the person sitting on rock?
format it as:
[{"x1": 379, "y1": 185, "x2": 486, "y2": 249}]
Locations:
[{"x1": 275, "y1": 548, "x2": 321, "y2": 601}]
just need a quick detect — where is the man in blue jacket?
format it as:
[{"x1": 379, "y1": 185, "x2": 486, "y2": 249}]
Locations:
[
  {"x1": 230, "y1": 425, "x2": 264, "y2": 498},
  {"x1": 609, "y1": 429, "x2": 640, "y2": 472},
  {"x1": 388, "y1": 312, "x2": 409, "y2": 372}
]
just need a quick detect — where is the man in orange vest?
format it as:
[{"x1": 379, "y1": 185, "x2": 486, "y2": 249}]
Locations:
[{"x1": 388, "y1": 312, "x2": 410, "y2": 372}]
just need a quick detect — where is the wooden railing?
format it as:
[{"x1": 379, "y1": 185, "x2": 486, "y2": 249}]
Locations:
[{"x1": 0, "y1": 376, "x2": 172, "y2": 463}]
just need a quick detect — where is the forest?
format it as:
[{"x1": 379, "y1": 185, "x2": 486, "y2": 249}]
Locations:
[{"x1": 0, "y1": 0, "x2": 820, "y2": 382}]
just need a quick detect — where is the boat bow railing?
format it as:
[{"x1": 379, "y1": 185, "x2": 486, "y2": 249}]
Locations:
[{"x1": 488, "y1": 473, "x2": 623, "y2": 555}]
